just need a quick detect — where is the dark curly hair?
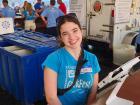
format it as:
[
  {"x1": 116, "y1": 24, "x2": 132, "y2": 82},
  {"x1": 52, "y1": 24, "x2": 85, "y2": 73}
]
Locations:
[
  {"x1": 56, "y1": 13, "x2": 82, "y2": 47},
  {"x1": 2, "y1": 0, "x2": 8, "y2": 4}
]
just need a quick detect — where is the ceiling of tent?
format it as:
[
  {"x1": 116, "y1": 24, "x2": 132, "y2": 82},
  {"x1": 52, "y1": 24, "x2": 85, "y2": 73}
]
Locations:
[{"x1": 0, "y1": 0, "x2": 70, "y2": 9}]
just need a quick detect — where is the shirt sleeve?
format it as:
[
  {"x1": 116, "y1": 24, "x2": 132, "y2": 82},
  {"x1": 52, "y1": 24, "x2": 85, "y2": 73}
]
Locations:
[
  {"x1": 1, "y1": 9, "x2": 5, "y2": 16},
  {"x1": 58, "y1": 9, "x2": 64, "y2": 16},
  {"x1": 92, "y1": 55, "x2": 101, "y2": 74},
  {"x1": 41, "y1": 8, "x2": 48, "y2": 17},
  {"x1": 22, "y1": 11, "x2": 26, "y2": 17},
  {"x1": 34, "y1": 4, "x2": 37, "y2": 10},
  {"x1": 42, "y1": 52, "x2": 59, "y2": 73}
]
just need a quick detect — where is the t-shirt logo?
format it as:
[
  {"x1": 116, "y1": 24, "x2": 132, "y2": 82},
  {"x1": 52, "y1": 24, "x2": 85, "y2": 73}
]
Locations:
[
  {"x1": 68, "y1": 70, "x2": 75, "y2": 78},
  {"x1": 67, "y1": 67, "x2": 92, "y2": 78},
  {"x1": 81, "y1": 67, "x2": 92, "y2": 74}
]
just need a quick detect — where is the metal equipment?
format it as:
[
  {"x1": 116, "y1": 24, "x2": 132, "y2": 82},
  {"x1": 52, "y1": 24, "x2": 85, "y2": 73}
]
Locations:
[{"x1": 94, "y1": 56, "x2": 140, "y2": 105}]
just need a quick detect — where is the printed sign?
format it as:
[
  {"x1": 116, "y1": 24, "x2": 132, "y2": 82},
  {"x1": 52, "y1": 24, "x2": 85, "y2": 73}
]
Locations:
[{"x1": 0, "y1": 18, "x2": 14, "y2": 35}]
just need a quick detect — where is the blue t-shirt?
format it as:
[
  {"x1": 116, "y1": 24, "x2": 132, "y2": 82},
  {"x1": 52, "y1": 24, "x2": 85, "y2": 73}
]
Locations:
[
  {"x1": 34, "y1": 3, "x2": 43, "y2": 10},
  {"x1": 42, "y1": 48, "x2": 100, "y2": 105},
  {"x1": 1, "y1": 6, "x2": 15, "y2": 18},
  {"x1": 41, "y1": 6, "x2": 64, "y2": 28},
  {"x1": 23, "y1": 10, "x2": 36, "y2": 20}
]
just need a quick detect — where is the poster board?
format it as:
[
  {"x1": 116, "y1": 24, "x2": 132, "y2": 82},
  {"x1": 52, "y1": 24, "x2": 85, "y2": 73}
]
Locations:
[
  {"x1": 115, "y1": 0, "x2": 132, "y2": 24},
  {"x1": 69, "y1": 0, "x2": 86, "y2": 28},
  {"x1": 0, "y1": 18, "x2": 14, "y2": 35}
]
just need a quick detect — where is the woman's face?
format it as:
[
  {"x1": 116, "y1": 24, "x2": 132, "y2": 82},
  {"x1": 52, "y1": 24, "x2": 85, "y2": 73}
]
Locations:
[
  {"x1": 24, "y1": 1, "x2": 28, "y2": 6},
  {"x1": 60, "y1": 22, "x2": 82, "y2": 49}
]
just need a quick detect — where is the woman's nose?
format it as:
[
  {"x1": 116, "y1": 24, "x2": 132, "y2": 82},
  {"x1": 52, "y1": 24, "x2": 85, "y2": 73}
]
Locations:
[{"x1": 68, "y1": 33, "x2": 74, "y2": 39}]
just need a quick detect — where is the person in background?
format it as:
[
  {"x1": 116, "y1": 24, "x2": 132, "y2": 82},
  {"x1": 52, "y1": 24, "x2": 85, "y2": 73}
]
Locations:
[
  {"x1": 0, "y1": 8, "x2": 2, "y2": 17},
  {"x1": 1, "y1": 0, "x2": 15, "y2": 18},
  {"x1": 20, "y1": 1, "x2": 28, "y2": 13},
  {"x1": 34, "y1": 0, "x2": 44, "y2": 15},
  {"x1": 34, "y1": 0, "x2": 46, "y2": 33},
  {"x1": 42, "y1": 14, "x2": 100, "y2": 105},
  {"x1": 57, "y1": 0, "x2": 67, "y2": 14},
  {"x1": 42, "y1": 2, "x2": 48, "y2": 9},
  {"x1": 14, "y1": 6, "x2": 20, "y2": 14},
  {"x1": 41, "y1": 0, "x2": 64, "y2": 37},
  {"x1": 22, "y1": 3, "x2": 39, "y2": 31}
]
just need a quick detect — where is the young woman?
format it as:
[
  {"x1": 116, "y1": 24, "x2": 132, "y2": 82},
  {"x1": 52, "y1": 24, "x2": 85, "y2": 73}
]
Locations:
[
  {"x1": 42, "y1": 14, "x2": 101, "y2": 105},
  {"x1": 22, "y1": 3, "x2": 39, "y2": 31},
  {"x1": 20, "y1": 1, "x2": 28, "y2": 13}
]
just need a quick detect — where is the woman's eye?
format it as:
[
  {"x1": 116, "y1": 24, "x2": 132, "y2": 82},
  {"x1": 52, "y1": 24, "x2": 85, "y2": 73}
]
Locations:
[
  {"x1": 62, "y1": 33, "x2": 68, "y2": 36},
  {"x1": 73, "y1": 29, "x2": 78, "y2": 33}
]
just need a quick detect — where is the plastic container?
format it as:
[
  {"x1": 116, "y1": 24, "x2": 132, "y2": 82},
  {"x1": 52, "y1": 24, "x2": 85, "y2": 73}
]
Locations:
[
  {"x1": 0, "y1": 44, "x2": 54, "y2": 104},
  {"x1": 0, "y1": 31, "x2": 58, "y2": 105},
  {"x1": 0, "y1": 41, "x2": 11, "y2": 88},
  {"x1": 113, "y1": 44, "x2": 136, "y2": 65},
  {"x1": 0, "y1": 40, "x2": 11, "y2": 47}
]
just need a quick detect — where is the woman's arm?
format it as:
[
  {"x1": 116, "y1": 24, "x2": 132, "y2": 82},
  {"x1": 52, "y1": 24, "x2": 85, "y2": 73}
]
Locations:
[
  {"x1": 86, "y1": 73, "x2": 99, "y2": 105},
  {"x1": 35, "y1": 12, "x2": 40, "y2": 18},
  {"x1": 44, "y1": 67, "x2": 62, "y2": 105},
  {"x1": 41, "y1": 16, "x2": 47, "y2": 25}
]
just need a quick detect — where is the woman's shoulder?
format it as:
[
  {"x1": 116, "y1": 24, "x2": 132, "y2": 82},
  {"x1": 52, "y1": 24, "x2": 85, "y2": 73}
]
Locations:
[
  {"x1": 84, "y1": 50, "x2": 99, "y2": 62},
  {"x1": 84, "y1": 50, "x2": 96, "y2": 58},
  {"x1": 84, "y1": 50, "x2": 99, "y2": 65},
  {"x1": 48, "y1": 48, "x2": 64, "y2": 57}
]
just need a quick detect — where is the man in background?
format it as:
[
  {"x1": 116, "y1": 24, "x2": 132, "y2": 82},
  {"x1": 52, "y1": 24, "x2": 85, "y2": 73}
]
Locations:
[
  {"x1": 41, "y1": 0, "x2": 64, "y2": 37},
  {"x1": 57, "y1": 0, "x2": 67, "y2": 14},
  {"x1": 1, "y1": 0, "x2": 15, "y2": 18},
  {"x1": 34, "y1": 0, "x2": 44, "y2": 15}
]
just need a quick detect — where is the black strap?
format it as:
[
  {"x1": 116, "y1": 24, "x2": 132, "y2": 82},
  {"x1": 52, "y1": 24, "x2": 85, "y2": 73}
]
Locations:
[{"x1": 57, "y1": 49, "x2": 87, "y2": 96}]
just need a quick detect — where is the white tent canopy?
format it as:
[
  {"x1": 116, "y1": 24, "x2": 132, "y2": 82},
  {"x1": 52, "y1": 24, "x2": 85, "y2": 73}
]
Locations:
[{"x1": 0, "y1": 0, "x2": 70, "y2": 9}]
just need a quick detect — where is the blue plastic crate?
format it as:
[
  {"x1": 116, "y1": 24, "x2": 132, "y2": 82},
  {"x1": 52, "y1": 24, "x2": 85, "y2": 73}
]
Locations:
[
  {"x1": 0, "y1": 31, "x2": 58, "y2": 105},
  {"x1": 2, "y1": 33, "x2": 58, "y2": 52},
  {"x1": 0, "y1": 44, "x2": 56, "y2": 104},
  {"x1": 0, "y1": 40, "x2": 12, "y2": 88},
  {"x1": 0, "y1": 39, "x2": 11, "y2": 47}
]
